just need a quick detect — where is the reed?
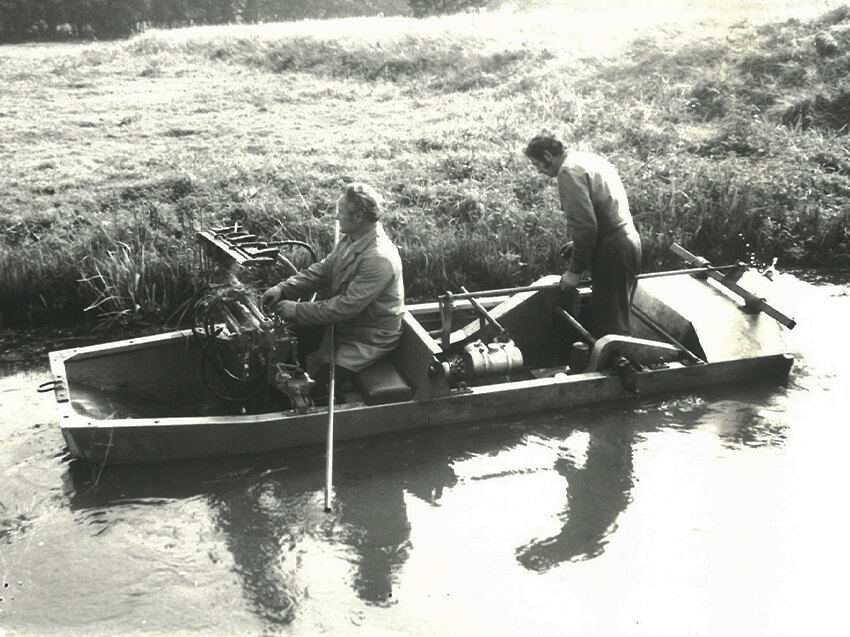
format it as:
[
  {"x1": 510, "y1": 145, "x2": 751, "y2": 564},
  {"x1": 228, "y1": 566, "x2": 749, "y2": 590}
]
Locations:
[
  {"x1": 77, "y1": 239, "x2": 193, "y2": 331},
  {"x1": 1, "y1": 4, "x2": 848, "y2": 329}
]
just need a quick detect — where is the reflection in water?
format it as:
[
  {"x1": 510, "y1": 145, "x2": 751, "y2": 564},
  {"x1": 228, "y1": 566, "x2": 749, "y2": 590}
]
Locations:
[
  {"x1": 515, "y1": 421, "x2": 635, "y2": 569},
  {"x1": 334, "y1": 478, "x2": 411, "y2": 606},
  {"x1": 66, "y1": 426, "x2": 507, "y2": 625},
  {"x1": 68, "y1": 452, "x2": 324, "y2": 625},
  {"x1": 512, "y1": 385, "x2": 789, "y2": 572},
  {"x1": 212, "y1": 480, "x2": 307, "y2": 624},
  {"x1": 712, "y1": 399, "x2": 789, "y2": 449},
  {"x1": 63, "y1": 379, "x2": 795, "y2": 628},
  {"x1": 688, "y1": 381, "x2": 792, "y2": 450}
]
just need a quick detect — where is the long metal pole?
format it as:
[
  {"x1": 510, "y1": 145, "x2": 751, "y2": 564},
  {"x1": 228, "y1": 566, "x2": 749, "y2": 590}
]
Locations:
[
  {"x1": 459, "y1": 286, "x2": 507, "y2": 335},
  {"x1": 670, "y1": 244, "x2": 796, "y2": 329},
  {"x1": 324, "y1": 220, "x2": 341, "y2": 513},
  {"x1": 631, "y1": 305, "x2": 704, "y2": 364},
  {"x1": 440, "y1": 265, "x2": 741, "y2": 302},
  {"x1": 553, "y1": 306, "x2": 596, "y2": 346}
]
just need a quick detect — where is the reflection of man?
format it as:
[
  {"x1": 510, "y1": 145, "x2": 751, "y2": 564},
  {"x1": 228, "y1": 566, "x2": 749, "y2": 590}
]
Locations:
[
  {"x1": 525, "y1": 134, "x2": 642, "y2": 336},
  {"x1": 516, "y1": 423, "x2": 635, "y2": 570},
  {"x1": 261, "y1": 183, "x2": 405, "y2": 385}
]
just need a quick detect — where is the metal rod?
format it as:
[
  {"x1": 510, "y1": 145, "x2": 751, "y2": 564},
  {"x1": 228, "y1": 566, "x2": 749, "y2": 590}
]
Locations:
[
  {"x1": 324, "y1": 326, "x2": 335, "y2": 513},
  {"x1": 555, "y1": 299, "x2": 705, "y2": 365},
  {"x1": 670, "y1": 244, "x2": 796, "y2": 329},
  {"x1": 442, "y1": 283, "x2": 567, "y2": 302},
  {"x1": 553, "y1": 306, "x2": 596, "y2": 346},
  {"x1": 631, "y1": 305, "x2": 704, "y2": 364},
  {"x1": 440, "y1": 265, "x2": 740, "y2": 302},
  {"x1": 459, "y1": 286, "x2": 506, "y2": 335},
  {"x1": 637, "y1": 264, "x2": 740, "y2": 280},
  {"x1": 324, "y1": 219, "x2": 341, "y2": 513},
  {"x1": 440, "y1": 293, "x2": 453, "y2": 351}
]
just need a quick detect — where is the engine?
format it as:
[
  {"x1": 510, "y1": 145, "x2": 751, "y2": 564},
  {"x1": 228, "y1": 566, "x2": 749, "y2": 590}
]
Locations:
[
  {"x1": 445, "y1": 337, "x2": 524, "y2": 384},
  {"x1": 192, "y1": 225, "x2": 318, "y2": 412},
  {"x1": 460, "y1": 338, "x2": 524, "y2": 378}
]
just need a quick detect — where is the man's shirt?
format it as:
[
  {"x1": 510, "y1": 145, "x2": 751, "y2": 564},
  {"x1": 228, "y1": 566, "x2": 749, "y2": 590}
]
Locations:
[{"x1": 556, "y1": 151, "x2": 635, "y2": 274}]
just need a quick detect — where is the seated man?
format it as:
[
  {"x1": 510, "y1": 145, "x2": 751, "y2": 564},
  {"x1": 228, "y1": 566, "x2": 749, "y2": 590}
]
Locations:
[{"x1": 261, "y1": 182, "x2": 405, "y2": 394}]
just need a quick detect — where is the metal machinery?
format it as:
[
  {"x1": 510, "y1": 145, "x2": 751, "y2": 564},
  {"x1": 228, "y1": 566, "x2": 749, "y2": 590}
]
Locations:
[
  {"x1": 437, "y1": 285, "x2": 526, "y2": 384},
  {"x1": 194, "y1": 224, "x2": 319, "y2": 412},
  {"x1": 195, "y1": 225, "x2": 530, "y2": 403}
]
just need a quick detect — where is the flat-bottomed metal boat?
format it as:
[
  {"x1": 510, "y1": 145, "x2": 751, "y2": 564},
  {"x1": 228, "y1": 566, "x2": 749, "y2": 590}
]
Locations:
[{"x1": 46, "y1": 240, "x2": 795, "y2": 465}]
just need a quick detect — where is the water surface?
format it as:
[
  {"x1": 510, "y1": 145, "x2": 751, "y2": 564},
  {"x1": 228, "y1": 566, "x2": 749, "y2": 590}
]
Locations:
[{"x1": 1, "y1": 273, "x2": 848, "y2": 636}]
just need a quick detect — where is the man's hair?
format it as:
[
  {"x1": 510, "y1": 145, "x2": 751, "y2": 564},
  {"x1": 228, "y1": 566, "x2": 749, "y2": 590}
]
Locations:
[
  {"x1": 525, "y1": 135, "x2": 564, "y2": 162},
  {"x1": 344, "y1": 182, "x2": 383, "y2": 222}
]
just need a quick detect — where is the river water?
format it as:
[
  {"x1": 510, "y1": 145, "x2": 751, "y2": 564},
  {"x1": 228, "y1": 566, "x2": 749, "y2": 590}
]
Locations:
[{"x1": 1, "y1": 272, "x2": 848, "y2": 637}]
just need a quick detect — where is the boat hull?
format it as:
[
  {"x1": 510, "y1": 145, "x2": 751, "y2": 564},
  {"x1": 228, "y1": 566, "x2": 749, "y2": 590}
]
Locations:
[{"x1": 54, "y1": 347, "x2": 792, "y2": 465}]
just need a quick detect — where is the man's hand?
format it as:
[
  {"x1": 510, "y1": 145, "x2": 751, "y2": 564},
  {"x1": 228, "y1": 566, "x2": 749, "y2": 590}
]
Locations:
[
  {"x1": 559, "y1": 270, "x2": 581, "y2": 291},
  {"x1": 261, "y1": 285, "x2": 283, "y2": 309},
  {"x1": 274, "y1": 300, "x2": 298, "y2": 320}
]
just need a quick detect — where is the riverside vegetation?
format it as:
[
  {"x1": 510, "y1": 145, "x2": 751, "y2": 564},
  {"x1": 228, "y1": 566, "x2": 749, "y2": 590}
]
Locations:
[{"x1": 1, "y1": 4, "x2": 850, "y2": 329}]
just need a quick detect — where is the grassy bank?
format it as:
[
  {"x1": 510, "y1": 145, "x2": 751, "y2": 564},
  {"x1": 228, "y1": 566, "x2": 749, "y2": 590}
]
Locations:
[{"x1": 2, "y1": 3, "x2": 849, "y2": 328}]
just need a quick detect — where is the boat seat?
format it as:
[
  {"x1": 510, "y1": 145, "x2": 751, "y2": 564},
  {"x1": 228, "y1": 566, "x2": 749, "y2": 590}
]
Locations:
[{"x1": 354, "y1": 357, "x2": 413, "y2": 406}]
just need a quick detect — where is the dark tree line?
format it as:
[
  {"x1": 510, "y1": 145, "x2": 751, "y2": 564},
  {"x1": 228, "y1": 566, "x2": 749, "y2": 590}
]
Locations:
[{"x1": 0, "y1": 0, "x2": 491, "y2": 41}]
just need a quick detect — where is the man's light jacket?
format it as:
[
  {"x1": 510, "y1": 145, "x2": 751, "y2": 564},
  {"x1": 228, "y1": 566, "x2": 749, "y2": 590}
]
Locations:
[{"x1": 276, "y1": 223, "x2": 405, "y2": 372}]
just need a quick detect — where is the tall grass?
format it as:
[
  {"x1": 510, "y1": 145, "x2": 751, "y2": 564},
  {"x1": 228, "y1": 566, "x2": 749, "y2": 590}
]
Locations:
[
  {"x1": 77, "y1": 240, "x2": 193, "y2": 330},
  {"x1": 1, "y1": 4, "x2": 849, "y2": 329}
]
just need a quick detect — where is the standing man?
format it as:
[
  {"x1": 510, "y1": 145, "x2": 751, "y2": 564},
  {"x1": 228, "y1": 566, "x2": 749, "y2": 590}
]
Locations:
[
  {"x1": 525, "y1": 135, "x2": 642, "y2": 337},
  {"x1": 262, "y1": 182, "x2": 405, "y2": 385}
]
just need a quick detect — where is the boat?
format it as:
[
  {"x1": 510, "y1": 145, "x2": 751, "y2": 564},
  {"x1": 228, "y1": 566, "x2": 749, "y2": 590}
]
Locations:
[{"x1": 45, "y1": 230, "x2": 796, "y2": 465}]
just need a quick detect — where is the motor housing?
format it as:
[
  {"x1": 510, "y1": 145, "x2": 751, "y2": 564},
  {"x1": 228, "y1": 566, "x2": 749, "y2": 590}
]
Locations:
[{"x1": 460, "y1": 338, "x2": 524, "y2": 379}]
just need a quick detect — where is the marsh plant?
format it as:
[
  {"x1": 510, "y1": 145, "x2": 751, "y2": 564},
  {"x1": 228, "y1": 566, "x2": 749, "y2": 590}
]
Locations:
[{"x1": 1, "y1": 4, "x2": 849, "y2": 328}]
